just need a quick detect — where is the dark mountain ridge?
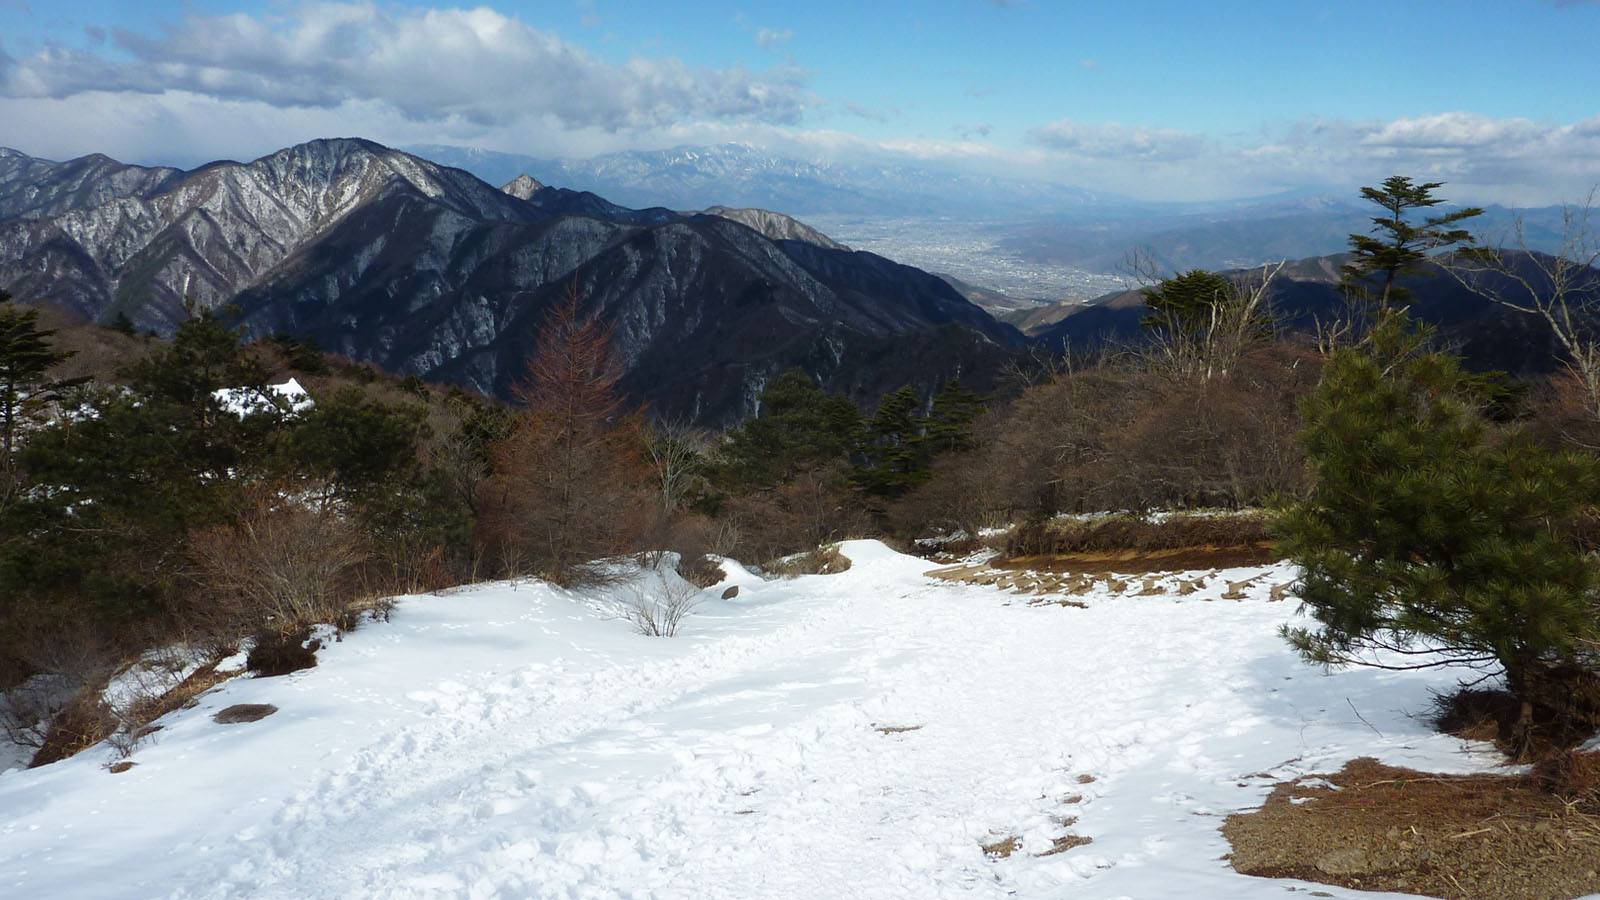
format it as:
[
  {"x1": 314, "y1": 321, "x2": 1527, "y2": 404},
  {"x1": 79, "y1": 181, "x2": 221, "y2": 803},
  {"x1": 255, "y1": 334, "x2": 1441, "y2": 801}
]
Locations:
[
  {"x1": 0, "y1": 139, "x2": 1022, "y2": 424},
  {"x1": 1034, "y1": 251, "x2": 1596, "y2": 379}
]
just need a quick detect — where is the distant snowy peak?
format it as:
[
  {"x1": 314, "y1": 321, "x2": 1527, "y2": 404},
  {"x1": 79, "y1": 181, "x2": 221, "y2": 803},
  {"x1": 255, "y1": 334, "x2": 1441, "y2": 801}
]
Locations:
[
  {"x1": 701, "y1": 206, "x2": 848, "y2": 251},
  {"x1": 406, "y1": 142, "x2": 1108, "y2": 218},
  {"x1": 500, "y1": 174, "x2": 546, "y2": 200},
  {"x1": 0, "y1": 139, "x2": 534, "y2": 330}
]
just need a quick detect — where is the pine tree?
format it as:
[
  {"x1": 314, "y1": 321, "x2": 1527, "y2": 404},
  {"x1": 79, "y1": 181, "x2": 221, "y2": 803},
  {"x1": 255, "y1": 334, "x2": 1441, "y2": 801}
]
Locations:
[
  {"x1": 926, "y1": 379, "x2": 983, "y2": 454},
  {"x1": 1342, "y1": 176, "x2": 1482, "y2": 310},
  {"x1": 1279, "y1": 312, "x2": 1600, "y2": 746},
  {"x1": 1142, "y1": 269, "x2": 1236, "y2": 334},
  {"x1": 716, "y1": 369, "x2": 860, "y2": 489},
  {"x1": 852, "y1": 385, "x2": 931, "y2": 497},
  {"x1": 0, "y1": 295, "x2": 75, "y2": 480}
]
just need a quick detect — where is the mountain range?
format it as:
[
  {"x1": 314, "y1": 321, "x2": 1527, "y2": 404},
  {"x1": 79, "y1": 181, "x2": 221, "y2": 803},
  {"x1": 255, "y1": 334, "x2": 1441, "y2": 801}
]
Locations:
[
  {"x1": 406, "y1": 143, "x2": 1109, "y2": 219},
  {"x1": 0, "y1": 139, "x2": 1022, "y2": 424}
]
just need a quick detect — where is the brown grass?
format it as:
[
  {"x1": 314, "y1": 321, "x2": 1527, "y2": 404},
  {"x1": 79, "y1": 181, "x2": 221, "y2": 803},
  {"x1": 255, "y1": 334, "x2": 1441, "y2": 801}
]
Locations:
[
  {"x1": 981, "y1": 836, "x2": 1018, "y2": 858},
  {"x1": 1037, "y1": 834, "x2": 1093, "y2": 856},
  {"x1": 765, "y1": 544, "x2": 852, "y2": 577},
  {"x1": 1002, "y1": 511, "x2": 1278, "y2": 558},
  {"x1": 123, "y1": 660, "x2": 233, "y2": 733},
  {"x1": 28, "y1": 692, "x2": 116, "y2": 767},
  {"x1": 1223, "y1": 757, "x2": 1600, "y2": 900}
]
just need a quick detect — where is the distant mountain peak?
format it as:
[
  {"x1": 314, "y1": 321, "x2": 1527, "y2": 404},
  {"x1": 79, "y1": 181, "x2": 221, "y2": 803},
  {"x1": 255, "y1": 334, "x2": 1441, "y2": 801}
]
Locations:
[
  {"x1": 501, "y1": 174, "x2": 545, "y2": 200},
  {"x1": 701, "y1": 205, "x2": 848, "y2": 251}
]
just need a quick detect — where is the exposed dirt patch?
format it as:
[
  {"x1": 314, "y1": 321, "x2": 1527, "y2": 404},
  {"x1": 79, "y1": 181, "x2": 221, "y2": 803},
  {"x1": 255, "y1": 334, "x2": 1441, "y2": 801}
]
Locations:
[
  {"x1": 1223, "y1": 757, "x2": 1600, "y2": 900},
  {"x1": 213, "y1": 703, "x2": 278, "y2": 725},
  {"x1": 874, "y1": 724, "x2": 922, "y2": 734}
]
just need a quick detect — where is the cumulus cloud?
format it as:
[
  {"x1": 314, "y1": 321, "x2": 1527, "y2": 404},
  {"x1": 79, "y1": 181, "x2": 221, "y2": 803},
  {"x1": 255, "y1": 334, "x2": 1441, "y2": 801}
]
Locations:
[
  {"x1": 0, "y1": 2, "x2": 812, "y2": 131},
  {"x1": 1016, "y1": 111, "x2": 1600, "y2": 205},
  {"x1": 1028, "y1": 119, "x2": 1204, "y2": 161}
]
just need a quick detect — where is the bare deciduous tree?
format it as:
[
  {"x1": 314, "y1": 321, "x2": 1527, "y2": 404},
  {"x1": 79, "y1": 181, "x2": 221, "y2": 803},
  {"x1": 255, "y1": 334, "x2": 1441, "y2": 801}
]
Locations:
[
  {"x1": 643, "y1": 417, "x2": 710, "y2": 512},
  {"x1": 1448, "y1": 191, "x2": 1600, "y2": 416}
]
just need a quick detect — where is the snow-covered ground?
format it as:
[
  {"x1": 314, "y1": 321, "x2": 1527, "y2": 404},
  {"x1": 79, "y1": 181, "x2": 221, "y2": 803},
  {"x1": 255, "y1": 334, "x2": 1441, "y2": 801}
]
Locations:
[{"x1": 0, "y1": 541, "x2": 1535, "y2": 899}]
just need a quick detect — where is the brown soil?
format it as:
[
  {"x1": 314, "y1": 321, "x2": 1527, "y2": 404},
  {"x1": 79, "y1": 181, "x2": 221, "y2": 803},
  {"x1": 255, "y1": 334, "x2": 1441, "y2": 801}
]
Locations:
[
  {"x1": 1223, "y1": 757, "x2": 1600, "y2": 900},
  {"x1": 213, "y1": 703, "x2": 279, "y2": 724}
]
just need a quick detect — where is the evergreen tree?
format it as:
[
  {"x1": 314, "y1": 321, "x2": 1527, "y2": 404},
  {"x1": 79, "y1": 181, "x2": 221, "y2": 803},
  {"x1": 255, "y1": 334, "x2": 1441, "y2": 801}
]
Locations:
[
  {"x1": 716, "y1": 369, "x2": 861, "y2": 489},
  {"x1": 1142, "y1": 269, "x2": 1236, "y2": 334},
  {"x1": 4, "y1": 306, "x2": 280, "y2": 628},
  {"x1": 1279, "y1": 312, "x2": 1600, "y2": 745},
  {"x1": 1342, "y1": 176, "x2": 1482, "y2": 310},
  {"x1": 852, "y1": 385, "x2": 930, "y2": 497},
  {"x1": 926, "y1": 379, "x2": 984, "y2": 454},
  {"x1": 0, "y1": 295, "x2": 75, "y2": 482}
]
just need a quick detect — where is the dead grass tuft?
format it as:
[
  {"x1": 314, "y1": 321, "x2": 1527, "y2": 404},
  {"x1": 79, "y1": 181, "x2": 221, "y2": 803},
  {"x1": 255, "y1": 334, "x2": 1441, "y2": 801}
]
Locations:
[
  {"x1": 766, "y1": 544, "x2": 852, "y2": 577},
  {"x1": 1432, "y1": 684, "x2": 1600, "y2": 759},
  {"x1": 1002, "y1": 511, "x2": 1277, "y2": 558},
  {"x1": 1037, "y1": 834, "x2": 1093, "y2": 856},
  {"x1": 981, "y1": 835, "x2": 1018, "y2": 858},
  {"x1": 1532, "y1": 749, "x2": 1600, "y2": 813},
  {"x1": 29, "y1": 691, "x2": 116, "y2": 767}
]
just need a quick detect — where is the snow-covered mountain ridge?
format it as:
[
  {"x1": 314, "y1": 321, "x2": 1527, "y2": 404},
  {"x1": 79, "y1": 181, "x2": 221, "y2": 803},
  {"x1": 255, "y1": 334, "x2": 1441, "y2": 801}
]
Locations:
[{"x1": 0, "y1": 139, "x2": 1022, "y2": 424}]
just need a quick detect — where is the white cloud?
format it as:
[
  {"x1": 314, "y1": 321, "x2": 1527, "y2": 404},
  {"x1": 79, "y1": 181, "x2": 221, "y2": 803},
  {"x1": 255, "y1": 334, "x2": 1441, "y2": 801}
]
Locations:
[
  {"x1": 755, "y1": 28, "x2": 793, "y2": 50},
  {"x1": 0, "y1": 3, "x2": 812, "y2": 131},
  {"x1": 1028, "y1": 119, "x2": 1204, "y2": 161}
]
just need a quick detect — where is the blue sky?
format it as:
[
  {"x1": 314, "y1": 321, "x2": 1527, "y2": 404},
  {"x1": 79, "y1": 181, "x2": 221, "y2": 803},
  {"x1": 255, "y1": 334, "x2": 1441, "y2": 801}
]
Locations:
[{"x1": 0, "y1": 0, "x2": 1597, "y2": 203}]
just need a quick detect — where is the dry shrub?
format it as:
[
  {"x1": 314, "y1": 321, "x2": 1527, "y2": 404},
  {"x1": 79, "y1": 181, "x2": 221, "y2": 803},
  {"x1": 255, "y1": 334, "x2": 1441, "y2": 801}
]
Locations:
[
  {"x1": 766, "y1": 544, "x2": 852, "y2": 577},
  {"x1": 29, "y1": 690, "x2": 116, "y2": 767},
  {"x1": 246, "y1": 627, "x2": 321, "y2": 677},
  {"x1": 1002, "y1": 511, "x2": 1276, "y2": 557},
  {"x1": 186, "y1": 496, "x2": 369, "y2": 641},
  {"x1": 676, "y1": 553, "x2": 726, "y2": 588},
  {"x1": 618, "y1": 573, "x2": 702, "y2": 637},
  {"x1": 1433, "y1": 675, "x2": 1600, "y2": 759},
  {"x1": 1431, "y1": 687, "x2": 1523, "y2": 747},
  {"x1": 886, "y1": 434, "x2": 1019, "y2": 540},
  {"x1": 716, "y1": 467, "x2": 871, "y2": 566},
  {"x1": 906, "y1": 345, "x2": 1320, "y2": 527},
  {"x1": 1533, "y1": 749, "x2": 1600, "y2": 811}
]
